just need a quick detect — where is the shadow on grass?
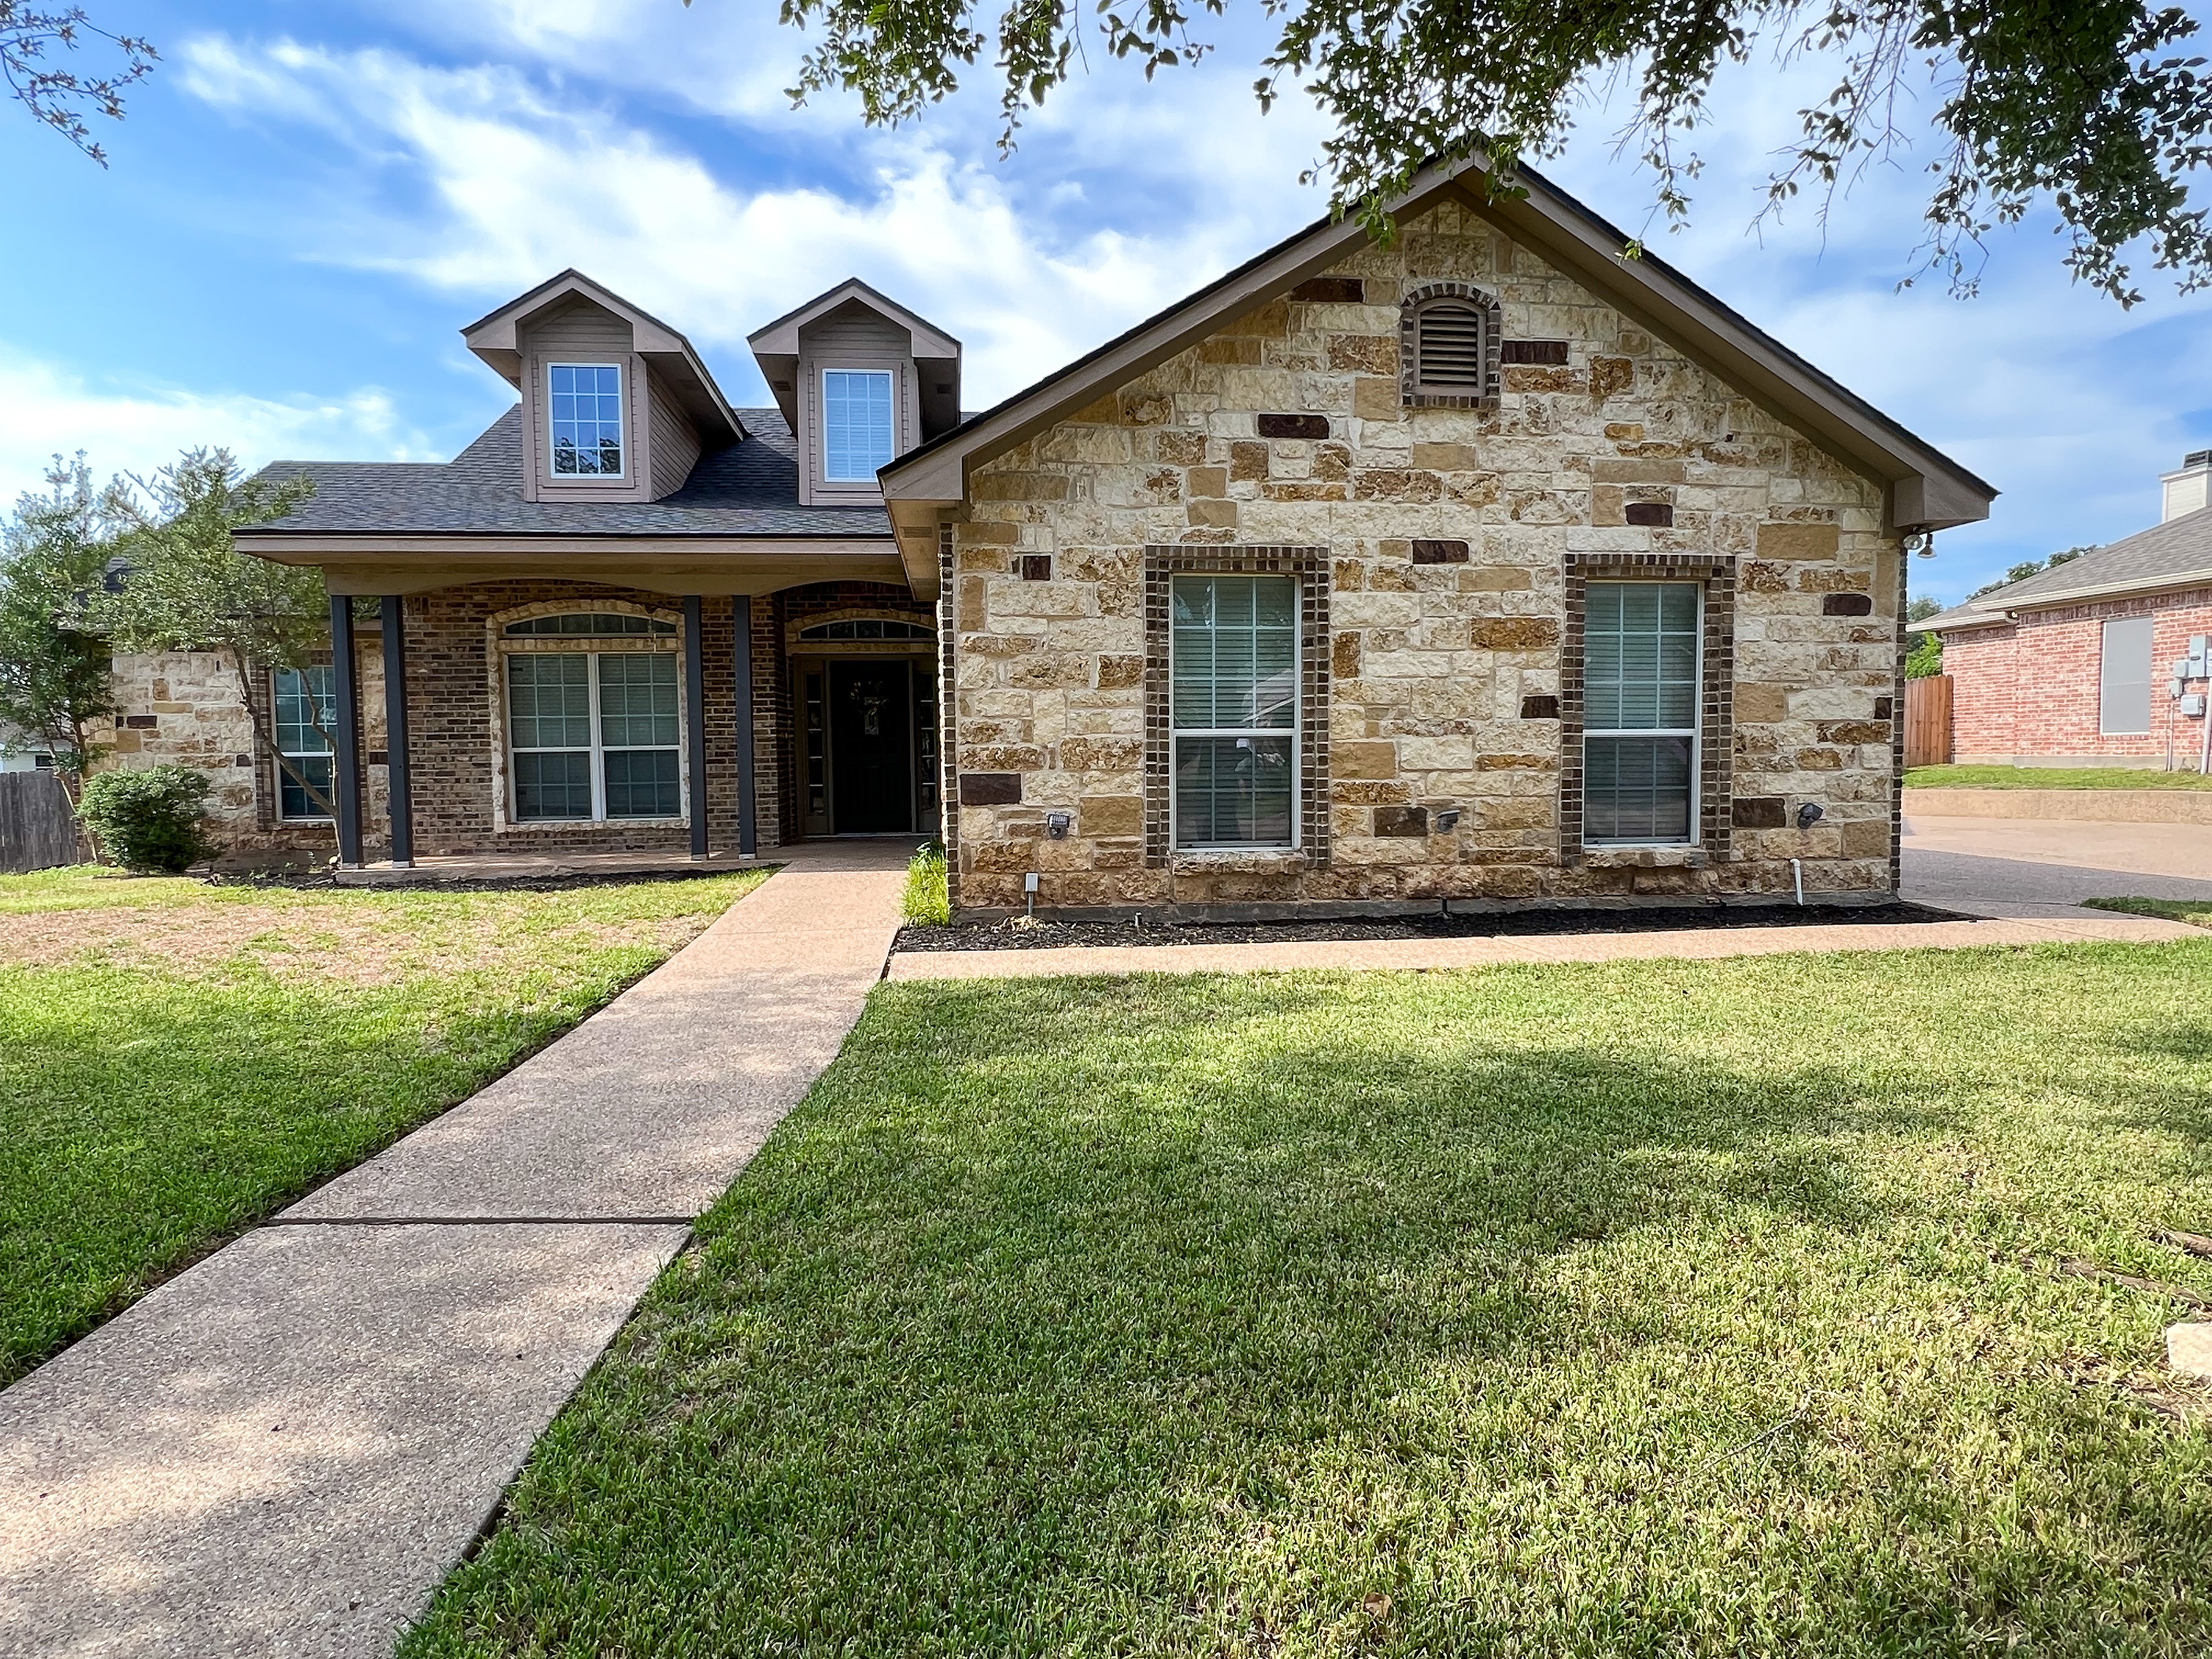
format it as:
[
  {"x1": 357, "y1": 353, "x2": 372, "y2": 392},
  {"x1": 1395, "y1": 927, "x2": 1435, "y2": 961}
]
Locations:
[{"x1": 405, "y1": 962, "x2": 2212, "y2": 1656}]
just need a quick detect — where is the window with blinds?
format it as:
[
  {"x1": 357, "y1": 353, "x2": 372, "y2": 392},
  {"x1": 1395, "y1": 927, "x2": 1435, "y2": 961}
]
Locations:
[
  {"x1": 1414, "y1": 299, "x2": 1487, "y2": 395},
  {"x1": 1583, "y1": 582, "x2": 1701, "y2": 844},
  {"x1": 1170, "y1": 574, "x2": 1298, "y2": 848}
]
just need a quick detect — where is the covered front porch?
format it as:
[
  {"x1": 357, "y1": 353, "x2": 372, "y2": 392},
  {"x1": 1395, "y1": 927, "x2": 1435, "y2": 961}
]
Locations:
[{"x1": 310, "y1": 571, "x2": 944, "y2": 876}]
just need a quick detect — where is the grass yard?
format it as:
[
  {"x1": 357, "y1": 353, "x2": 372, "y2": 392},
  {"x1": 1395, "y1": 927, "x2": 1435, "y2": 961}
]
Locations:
[
  {"x1": 1904, "y1": 764, "x2": 2212, "y2": 791},
  {"x1": 2086, "y1": 897, "x2": 2212, "y2": 930},
  {"x1": 0, "y1": 865, "x2": 769, "y2": 1383},
  {"x1": 409, "y1": 941, "x2": 2212, "y2": 1658}
]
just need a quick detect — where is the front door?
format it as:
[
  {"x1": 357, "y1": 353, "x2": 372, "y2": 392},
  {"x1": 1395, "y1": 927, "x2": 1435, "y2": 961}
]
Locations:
[{"x1": 828, "y1": 660, "x2": 913, "y2": 832}]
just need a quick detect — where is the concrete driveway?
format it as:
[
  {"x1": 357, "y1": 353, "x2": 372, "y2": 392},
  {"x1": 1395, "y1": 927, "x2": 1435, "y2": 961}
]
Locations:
[{"x1": 1902, "y1": 814, "x2": 2212, "y2": 918}]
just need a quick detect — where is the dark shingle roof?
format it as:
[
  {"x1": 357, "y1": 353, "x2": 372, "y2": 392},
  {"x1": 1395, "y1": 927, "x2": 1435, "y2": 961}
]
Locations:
[
  {"x1": 1923, "y1": 504, "x2": 2212, "y2": 630},
  {"x1": 240, "y1": 408, "x2": 892, "y2": 539}
]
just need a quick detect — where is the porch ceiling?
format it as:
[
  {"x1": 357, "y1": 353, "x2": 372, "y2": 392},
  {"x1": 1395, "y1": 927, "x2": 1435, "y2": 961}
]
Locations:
[{"x1": 245, "y1": 536, "x2": 911, "y2": 597}]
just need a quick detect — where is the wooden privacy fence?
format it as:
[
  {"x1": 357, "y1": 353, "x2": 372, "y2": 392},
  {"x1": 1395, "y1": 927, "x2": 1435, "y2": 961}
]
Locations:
[
  {"x1": 1904, "y1": 675, "x2": 1953, "y2": 769},
  {"x1": 0, "y1": 771, "x2": 80, "y2": 873}
]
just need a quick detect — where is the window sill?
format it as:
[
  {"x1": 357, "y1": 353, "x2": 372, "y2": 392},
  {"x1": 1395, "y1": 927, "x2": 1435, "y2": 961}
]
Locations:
[
  {"x1": 1578, "y1": 844, "x2": 1707, "y2": 869},
  {"x1": 1170, "y1": 848, "x2": 1308, "y2": 876},
  {"x1": 497, "y1": 818, "x2": 690, "y2": 833}
]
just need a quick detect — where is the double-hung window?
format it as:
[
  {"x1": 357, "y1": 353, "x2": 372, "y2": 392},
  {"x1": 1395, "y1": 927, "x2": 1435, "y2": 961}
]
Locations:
[
  {"x1": 822, "y1": 369, "x2": 894, "y2": 482},
  {"x1": 504, "y1": 614, "x2": 681, "y2": 822},
  {"x1": 1171, "y1": 574, "x2": 1298, "y2": 848},
  {"x1": 1583, "y1": 581, "x2": 1701, "y2": 844},
  {"x1": 548, "y1": 363, "x2": 624, "y2": 477},
  {"x1": 273, "y1": 665, "x2": 335, "y2": 821}
]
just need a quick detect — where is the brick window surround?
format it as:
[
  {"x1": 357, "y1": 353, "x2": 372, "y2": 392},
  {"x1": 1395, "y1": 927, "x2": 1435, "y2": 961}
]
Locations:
[
  {"x1": 1143, "y1": 544, "x2": 1331, "y2": 868},
  {"x1": 1400, "y1": 282, "x2": 1502, "y2": 409},
  {"x1": 1559, "y1": 553, "x2": 1737, "y2": 859}
]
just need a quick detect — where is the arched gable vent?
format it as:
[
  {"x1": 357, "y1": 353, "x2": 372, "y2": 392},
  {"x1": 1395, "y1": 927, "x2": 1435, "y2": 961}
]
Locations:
[{"x1": 1400, "y1": 283, "x2": 1501, "y2": 409}]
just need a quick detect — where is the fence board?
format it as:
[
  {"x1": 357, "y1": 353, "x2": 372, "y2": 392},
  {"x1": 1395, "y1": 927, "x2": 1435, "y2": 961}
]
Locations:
[
  {"x1": 0, "y1": 771, "x2": 80, "y2": 873},
  {"x1": 1904, "y1": 675, "x2": 1953, "y2": 769}
]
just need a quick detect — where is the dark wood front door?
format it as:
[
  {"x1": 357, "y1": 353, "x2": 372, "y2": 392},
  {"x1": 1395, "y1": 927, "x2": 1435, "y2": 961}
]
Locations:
[{"x1": 828, "y1": 660, "x2": 913, "y2": 832}]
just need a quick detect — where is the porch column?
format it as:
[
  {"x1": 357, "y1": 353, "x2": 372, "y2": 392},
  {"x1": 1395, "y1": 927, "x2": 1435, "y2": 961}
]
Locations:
[
  {"x1": 379, "y1": 595, "x2": 414, "y2": 868},
  {"x1": 732, "y1": 595, "x2": 757, "y2": 857},
  {"x1": 328, "y1": 593, "x2": 364, "y2": 868},
  {"x1": 683, "y1": 595, "x2": 708, "y2": 860}
]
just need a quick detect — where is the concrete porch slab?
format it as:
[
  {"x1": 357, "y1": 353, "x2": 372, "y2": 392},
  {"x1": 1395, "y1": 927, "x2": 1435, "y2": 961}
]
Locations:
[{"x1": 0, "y1": 1221, "x2": 686, "y2": 1659}]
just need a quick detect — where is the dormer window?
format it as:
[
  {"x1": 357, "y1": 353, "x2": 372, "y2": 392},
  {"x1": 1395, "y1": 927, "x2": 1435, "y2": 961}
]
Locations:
[
  {"x1": 548, "y1": 363, "x2": 624, "y2": 476},
  {"x1": 822, "y1": 369, "x2": 894, "y2": 482}
]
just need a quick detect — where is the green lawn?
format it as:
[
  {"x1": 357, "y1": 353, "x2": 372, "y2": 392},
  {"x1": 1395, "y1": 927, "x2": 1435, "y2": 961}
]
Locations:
[
  {"x1": 408, "y1": 943, "x2": 2212, "y2": 1657},
  {"x1": 1905, "y1": 764, "x2": 2212, "y2": 791},
  {"x1": 2085, "y1": 897, "x2": 2212, "y2": 930},
  {"x1": 0, "y1": 865, "x2": 769, "y2": 1383}
]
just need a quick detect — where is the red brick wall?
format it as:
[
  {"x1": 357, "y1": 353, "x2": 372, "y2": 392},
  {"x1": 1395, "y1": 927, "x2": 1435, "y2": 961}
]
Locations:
[
  {"x1": 400, "y1": 581, "x2": 775, "y2": 856},
  {"x1": 1944, "y1": 586, "x2": 2212, "y2": 764}
]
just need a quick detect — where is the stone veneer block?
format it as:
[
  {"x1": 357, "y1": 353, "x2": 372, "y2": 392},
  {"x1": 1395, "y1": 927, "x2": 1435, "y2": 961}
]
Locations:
[{"x1": 1756, "y1": 522, "x2": 1842, "y2": 560}]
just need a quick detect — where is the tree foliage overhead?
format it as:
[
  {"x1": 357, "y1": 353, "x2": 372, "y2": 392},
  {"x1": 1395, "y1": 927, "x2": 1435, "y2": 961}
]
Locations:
[
  {"x1": 0, "y1": 454, "x2": 119, "y2": 786},
  {"x1": 754, "y1": 0, "x2": 2212, "y2": 303},
  {"x1": 95, "y1": 449, "x2": 331, "y2": 815},
  {"x1": 0, "y1": 4, "x2": 155, "y2": 165}
]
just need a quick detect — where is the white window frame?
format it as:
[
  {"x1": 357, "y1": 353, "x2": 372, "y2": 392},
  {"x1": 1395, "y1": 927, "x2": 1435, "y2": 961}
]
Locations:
[
  {"x1": 820, "y1": 367, "x2": 896, "y2": 483},
  {"x1": 546, "y1": 361, "x2": 627, "y2": 479},
  {"x1": 1167, "y1": 573, "x2": 1302, "y2": 852},
  {"x1": 1582, "y1": 580, "x2": 1703, "y2": 847},
  {"x1": 499, "y1": 627, "x2": 686, "y2": 827},
  {"x1": 272, "y1": 664, "x2": 335, "y2": 823}
]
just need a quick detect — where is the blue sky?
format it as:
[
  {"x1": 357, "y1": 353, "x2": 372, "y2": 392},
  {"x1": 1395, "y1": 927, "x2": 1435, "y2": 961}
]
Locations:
[{"x1": 9, "y1": 0, "x2": 2212, "y2": 605}]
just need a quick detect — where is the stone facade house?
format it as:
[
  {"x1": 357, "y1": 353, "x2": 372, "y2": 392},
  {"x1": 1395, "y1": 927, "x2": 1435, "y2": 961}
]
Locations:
[
  {"x1": 224, "y1": 160, "x2": 1991, "y2": 910},
  {"x1": 1922, "y1": 454, "x2": 2212, "y2": 770}
]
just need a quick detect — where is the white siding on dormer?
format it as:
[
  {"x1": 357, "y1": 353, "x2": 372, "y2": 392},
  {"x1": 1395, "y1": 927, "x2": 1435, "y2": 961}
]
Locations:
[
  {"x1": 520, "y1": 301, "x2": 647, "y2": 504},
  {"x1": 647, "y1": 372, "x2": 702, "y2": 500},
  {"x1": 796, "y1": 313, "x2": 918, "y2": 506}
]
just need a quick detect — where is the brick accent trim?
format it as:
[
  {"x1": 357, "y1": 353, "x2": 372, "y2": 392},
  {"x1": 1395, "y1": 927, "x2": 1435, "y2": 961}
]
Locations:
[
  {"x1": 1400, "y1": 281, "x2": 1501, "y2": 409},
  {"x1": 1143, "y1": 544, "x2": 1331, "y2": 868},
  {"x1": 1559, "y1": 553, "x2": 1737, "y2": 860}
]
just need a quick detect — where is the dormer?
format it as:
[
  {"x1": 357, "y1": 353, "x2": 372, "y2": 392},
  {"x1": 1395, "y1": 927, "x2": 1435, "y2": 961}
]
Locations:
[
  {"x1": 748, "y1": 280, "x2": 961, "y2": 506},
  {"x1": 461, "y1": 271, "x2": 744, "y2": 504}
]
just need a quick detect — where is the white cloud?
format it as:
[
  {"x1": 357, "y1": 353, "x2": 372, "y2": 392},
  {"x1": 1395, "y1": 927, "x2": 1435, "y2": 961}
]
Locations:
[
  {"x1": 0, "y1": 349, "x2": 434, "y2": 509},
  {"x1": 177, "y1": 32, "x2": 1329, "y2": 407}
]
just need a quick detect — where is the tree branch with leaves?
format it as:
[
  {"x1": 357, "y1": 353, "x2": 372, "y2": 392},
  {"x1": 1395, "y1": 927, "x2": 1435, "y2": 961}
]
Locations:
[
  {"x1": 94, "y1": 450, "x2": 337, "y2": 819},
  {"x1": 742, "y1": 0, "x2": 2212, "y2": 302},
  {"x1": 0, "y1": 454, "x2": 120, "y2": 793},
  {"x1": 1, "y1": 3, "x2": 155, "y2": 165}
]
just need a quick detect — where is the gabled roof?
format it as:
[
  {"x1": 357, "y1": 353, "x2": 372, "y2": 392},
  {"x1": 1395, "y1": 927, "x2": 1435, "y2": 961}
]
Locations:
[
  {"x1": 235, "y1": 406, "x2": 890, "y2": 540},
  {"x1": 1922, "y1": 505, "x2": 2212, "y2": 631},
  {"x1": 748, "y1": 277, "x2": 963, "y2": 442},
  {"x1": 880, "y1": 154, "x2": 1994, "y2": 544},
  {"x1": 461, "y1": 269, "x2": 745, "y2": 451}
]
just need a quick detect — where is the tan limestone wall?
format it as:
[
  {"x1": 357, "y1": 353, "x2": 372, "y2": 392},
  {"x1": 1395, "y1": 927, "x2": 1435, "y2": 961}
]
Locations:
[
  {"x1": 102, "y1": 648, "x2": 387, "y2": 858},
  {"x1": 945, "y1": 198, "x2": 1901, "y2": 913}
]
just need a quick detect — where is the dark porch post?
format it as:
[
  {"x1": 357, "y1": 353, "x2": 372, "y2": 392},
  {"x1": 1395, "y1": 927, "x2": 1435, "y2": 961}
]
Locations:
[
  {"x1": 328, "y1": 593, "x2": 364, "y2": 868},
  {"x1": 732, "y1": 595, "x2": 757, "y2": 857},
  {"x1": 683, "y1": 595, "x2": 708, "y2": 860},
  {"x1": 379, "y1": 595, "x2": 414, "y2": 868}
]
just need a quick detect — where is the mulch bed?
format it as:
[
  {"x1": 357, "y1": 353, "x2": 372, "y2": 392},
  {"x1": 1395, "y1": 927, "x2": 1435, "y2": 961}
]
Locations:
[{"x1": 895, "y1": 901, "x2": 1966, "y2": 953}]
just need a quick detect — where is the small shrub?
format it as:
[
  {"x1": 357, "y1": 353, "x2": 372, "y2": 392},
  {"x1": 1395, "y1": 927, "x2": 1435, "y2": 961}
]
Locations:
[
  {"x1": 901, "y1": 842, "x2": 950, "y2": 924},
  {"x1": 76, "y1": 766, "x2": 211, "y2": 874}
]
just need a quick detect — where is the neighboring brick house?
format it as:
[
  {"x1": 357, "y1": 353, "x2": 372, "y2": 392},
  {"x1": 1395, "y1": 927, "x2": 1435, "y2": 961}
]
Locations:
[
  {"x1": 225, "y1": 157, "x2": 1991, "y2": 911},
  {"x1": 1923, "y1": 455, "x2": 2212, "y2": 769}
]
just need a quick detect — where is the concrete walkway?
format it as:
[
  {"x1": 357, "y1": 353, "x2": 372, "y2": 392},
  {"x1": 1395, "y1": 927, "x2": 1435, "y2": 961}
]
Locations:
[
  {"x1": 887, "y1": 906, "x2": 2196, "y2": 983},
  {"x1": 0, "y1": 841, "x2": 911, "y2": 1659}
]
